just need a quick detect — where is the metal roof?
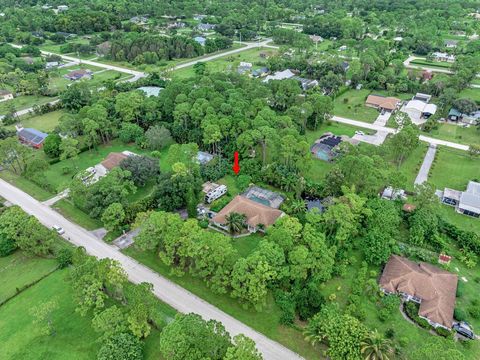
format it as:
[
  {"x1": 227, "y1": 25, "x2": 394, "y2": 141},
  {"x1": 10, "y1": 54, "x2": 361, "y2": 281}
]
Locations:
[{"x1": 17, "y1": 128, "x2": 48, "y2": 145}]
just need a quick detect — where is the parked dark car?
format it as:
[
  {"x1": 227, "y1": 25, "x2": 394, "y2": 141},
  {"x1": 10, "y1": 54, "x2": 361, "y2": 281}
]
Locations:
[{"x1": 453, "y1": 322, "x2": 475, "y2": 340}]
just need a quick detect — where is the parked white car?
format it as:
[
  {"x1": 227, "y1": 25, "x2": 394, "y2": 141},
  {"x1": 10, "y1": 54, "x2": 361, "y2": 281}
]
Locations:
[
  {"x1": 52, "y1": 225, "x2": 65, "y2": 235},
  {"x1": 355, "y1": 130, "x2": 365, "y2": 136}
]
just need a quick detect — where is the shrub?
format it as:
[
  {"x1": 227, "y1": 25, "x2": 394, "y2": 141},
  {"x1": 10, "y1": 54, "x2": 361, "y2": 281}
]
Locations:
[
  {"x1": 468, "y1": 305, "x2": 480, "y2": 319},
  {"x1": 56, "y1": 248, "x2": 73, "y2": 268},
  {"x1": 274, "y1": 291, "x2": 295, "y2": 325},
  {"x1": 97, "y1": 333, "x2": 143, "y2": 360},
  {"x1": 385, "y1": 328, "x2": 395, "y2": 339},
  {"x1": 435, "y1": 326, "x2": 452, "y2": 338},
  {"x1": 62, "y1": 166, "x2": 73, "y2": 175},
  {"x1": 0, "y1": 236, "x2": 17, "y2": 257},
  {"x1": 454, "y1": 308, "x2": 467, "y2": 322},
  {"x1": 198, "y1": 219, "x2": 209, "y2": 229},
  {"x1": 456, "y1": 282, "x2": 464, "y2": 297}
]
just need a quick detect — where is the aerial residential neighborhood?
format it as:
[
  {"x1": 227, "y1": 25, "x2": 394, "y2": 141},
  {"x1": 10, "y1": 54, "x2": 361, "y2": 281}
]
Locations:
[{"x1": 0, "y1": 1, "x2": 479, "y2": 360}]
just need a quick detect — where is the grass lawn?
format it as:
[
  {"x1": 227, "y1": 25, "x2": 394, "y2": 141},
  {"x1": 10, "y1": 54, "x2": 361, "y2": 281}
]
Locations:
[
  {"x1": 39, "y1": 38, "x2": 90, "y2": 53},
  {"x1": 437, "y1": 205, "x2": 480, "y2": 235},
  {"x1": 429, "y1": 147, "x2": 480, "y2": 190},
  {"x1": 423, "y1": 123, "x2": 480, "y2": 146},
  {"x1": 172, "y1": 47, "x2": 274, "y2": 79},
  {"x1": 6, "y1": 110, "x2": 65, "y2": 133},
  {"x1": 123, "y1": 247, "x2": 323, "y2": 360},
  {"x1": 0, "y1": 269, "x2": 100, "y2": 360},
  {"x1": 0, "y1": 170, "x2": 54, "y2": 201},
  {"x1": 458, "y1": 88, "x2": 480, "y2": 103},
  {"x1": 43, "y1": 140, "x2": 151, "y2": 192},
  {"x1": 304, "y1": 120, "x2": 374, "y2": 182},
  {"x1": 0, "y1": 95, "x2": 55, "y2": 115},
  {"x1": 410, "y1": 59, "x2": 452, "y2": 69},
  {"x1": 333, "y1": 89, "x2": 379, "y2": 123},
  {"x1": 0, "y1": 251, "x2": 58, "y2": 303},
  {"x1": 231, "y1": 232, "x2": 264, "y2": 257},
  {"x1": 398, "y1": 143, "x2": 429, "y2": 191},
  {"x1": 52, "y1": 199, "x2": 103, "y2": 230}
]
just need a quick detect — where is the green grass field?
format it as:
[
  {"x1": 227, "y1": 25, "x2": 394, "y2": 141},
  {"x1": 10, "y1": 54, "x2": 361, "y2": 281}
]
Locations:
[
  {"x1": 429, "y1": 147, "x2": 480, "y2": 190},
  {"x1": 333, "y1": 89, "x2": 379, "y2": 123},
  {"x1": 423, "y1": 123, "x2": 480, "y2": 146},
  {"x1": 0, "y1": 252, "x2": 58, "y2": 303},
  {"x1": 410, "y1": 59, "x2": 452, "y2": 69},
  {"x1": 7, "y1": 110, "x2": 65, "y2": 133},
  {"x1": 171, "y1": 46, "x2": 274, "y2": 79},
  {"x1": 458, "y1": 88, "x2": 480, "y2": 103},
  {"x1": 398, "y1": 143, "x2": 429, "y2": 191},
  {"x1": 0, "y1": 250, "x2": 175, "y2": 360},
  {"x1": 52, "y1": 199, "x2": 103, "y2": 230},
  {"x1": 0, "y1": 171, "x2": 54, "y2": 201},
  {"x1": 42, "y1": 140, "x2": 151, "y2": 192},
  {"x1": 0, "y1": 95, "x2": 55, "y2": 116}
]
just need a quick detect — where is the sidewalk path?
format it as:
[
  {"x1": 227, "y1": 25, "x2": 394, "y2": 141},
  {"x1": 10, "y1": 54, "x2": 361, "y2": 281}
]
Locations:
[
  {"x1": 0, "y1": 179, "x2": 303, "y2": 360},
  {"x1": 415, "y1": 144, "x2": 437, "y2": 185}
]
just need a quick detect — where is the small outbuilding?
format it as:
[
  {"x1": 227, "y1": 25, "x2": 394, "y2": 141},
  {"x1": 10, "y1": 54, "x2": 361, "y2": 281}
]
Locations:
[{"x1": 17, "y1": 127, "x2": 48, "y2": 149}]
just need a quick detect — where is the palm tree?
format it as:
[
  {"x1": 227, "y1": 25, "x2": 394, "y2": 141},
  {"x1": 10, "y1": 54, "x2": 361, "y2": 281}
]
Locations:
[
  {"x1": 225, "y1": 212, "x2": 246, "y2": 234},
  {"x1": 288, "y1": 199, "x2": 306, "y2": 215},
  {"x1": 361, "y1": 329, "x2": 395, "y2": 360}
]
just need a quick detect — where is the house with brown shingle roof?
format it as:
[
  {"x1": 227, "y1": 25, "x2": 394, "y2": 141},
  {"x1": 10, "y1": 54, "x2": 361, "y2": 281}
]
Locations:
[
  {"x1": 211, "y1": 195, "x2": 284, "y2": 233},
  {"x1": 366, "y1": 94, "x2": 401, "y2": 112},
  {"x1": 379, "y1": 255, "x2": 458, "y2": 329},
  {"x1": 100, "y1": 152, "x2": 129, "y2": 171}
]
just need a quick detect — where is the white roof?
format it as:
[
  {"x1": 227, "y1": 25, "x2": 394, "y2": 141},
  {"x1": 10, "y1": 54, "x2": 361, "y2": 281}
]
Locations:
[
  {"x1": 423, "y1": 103, "x2": 437, "y2": 115},
  {"x1": 263, "y1": 69, "x2": 295, "y2": 82},
  {"x1": 459, "y1": 192, "x2": 480, "y2": 214},
  {"x1": 405, "y1": 100, "x2": 427, "y2": 112},
  {"x1": 466, "y1": 181, "x2": 480, "y2": 196},
  {"x1": 138, "y1": 86, "x2": 163, "y2": 97}
]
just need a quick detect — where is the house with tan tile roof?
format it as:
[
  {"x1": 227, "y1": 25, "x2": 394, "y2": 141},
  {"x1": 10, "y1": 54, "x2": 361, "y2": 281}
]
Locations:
[
  {"x1": 211, "y1": 195, "x2": 284, "y2": 233},
  {"x1": 365, "y1": 94, "x2": 401, "y2": 112},
  {"x1": 379, "y1": 255, "x2": 458, "y2": 329}
]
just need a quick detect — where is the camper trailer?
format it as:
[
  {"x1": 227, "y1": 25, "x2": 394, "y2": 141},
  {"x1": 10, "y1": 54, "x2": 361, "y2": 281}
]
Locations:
[{"x1": 205, "y1": 185, "x2": 227, "y2": 203}]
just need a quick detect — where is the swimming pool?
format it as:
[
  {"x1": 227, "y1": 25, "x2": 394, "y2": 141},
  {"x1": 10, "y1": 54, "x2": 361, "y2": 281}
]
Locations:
[
  {"x1": 314, "y1": 149, "x2": 330, "y2": 161},
  {"x1": 248, "y1": 195, "x2": 271, "y2": 207}
]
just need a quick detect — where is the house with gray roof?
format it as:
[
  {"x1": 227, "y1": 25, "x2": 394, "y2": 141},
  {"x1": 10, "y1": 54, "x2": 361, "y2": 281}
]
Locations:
[{"x1": 441, "y1": 181, "x2": 480, "y2": 218}]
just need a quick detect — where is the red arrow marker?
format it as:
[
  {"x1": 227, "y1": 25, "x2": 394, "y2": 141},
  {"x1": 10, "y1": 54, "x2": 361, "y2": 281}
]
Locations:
[{"x1": 232, "y1": 151, "x2": 240, "y2": 175}]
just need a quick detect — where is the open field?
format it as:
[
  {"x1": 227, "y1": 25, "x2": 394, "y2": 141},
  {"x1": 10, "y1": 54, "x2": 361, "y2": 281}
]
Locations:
[
  {"x1": 52, "y1": 199, "x2": 103, "y2": 230},
  {"x1": 172, "y1": 47, "x2": 275, "y2": 79},
  {"x1": 333, "y1": 89, "x2": 379, "y2": 123},
  {"x1": 39, "y1": 38, "x2": 90, "y2": 54},
  {"x1": 398, "y1": 143, "x2": 429, "y2": 191},
  {"x1": 0, "y1": 251, "x2": 175, "y2": 360},
  {"x1": 459, "y1": 88, "x2": 480, "y2": 103},
  {"x1": 0, "y1": 251, "x2": 58, "y2": 303},
  {"x1": 6, "y1": 110, "x2": 65, "y2": 133},
  {"x1": 429, "y1": 147, "x2": 480, "y2": 190},
  {"x1": 0, "y1": 95, "x2": 56, "y2": 116},
  {"x1": 42, "y1": 140, "x2": 151, "y2": 192},
  {"x1": 0, "y1": 170, "x2": 54, "y2": 201},
  {"x1": 423, "y1": 123, "x2": 479, "y2": 146},
  {"x1": 410, "y1": 59, "x2": 452, "y2": 69}
]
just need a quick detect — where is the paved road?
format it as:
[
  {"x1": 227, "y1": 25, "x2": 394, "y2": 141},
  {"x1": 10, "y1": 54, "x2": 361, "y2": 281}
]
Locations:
[
  {"x1": 330, "y1": 115, "x2": 470, "y2": 151},
  {"x1": 0, "y1": 179, "x2": 303, "y2": 360},
  {"x1": 0, "y1": 98, "x2": 60, "y2": 120},
  {"x1": 173, "y1": 38, "x2": 275, "y2": 70},
  {"x1": 415, "y1": 144, "x2": 437, "y2": 185},
  {"x1": 11, "y1": 44, "x2": 146, "y2": 82}
]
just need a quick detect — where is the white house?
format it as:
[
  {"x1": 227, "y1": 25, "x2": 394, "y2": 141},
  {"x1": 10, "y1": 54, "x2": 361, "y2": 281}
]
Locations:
[
  {"x1": 263, "y1": 69, "x2": 295, "y2": 82},
  {"x1": 0, "y1": 90, "x2": 13, "y2": 102},
  {"x1": 441, "y1": 181, "x2": 480, "y2": 218},
  {"x1": 431, "y1": 52, "x2": 456, "y2": 63}
]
